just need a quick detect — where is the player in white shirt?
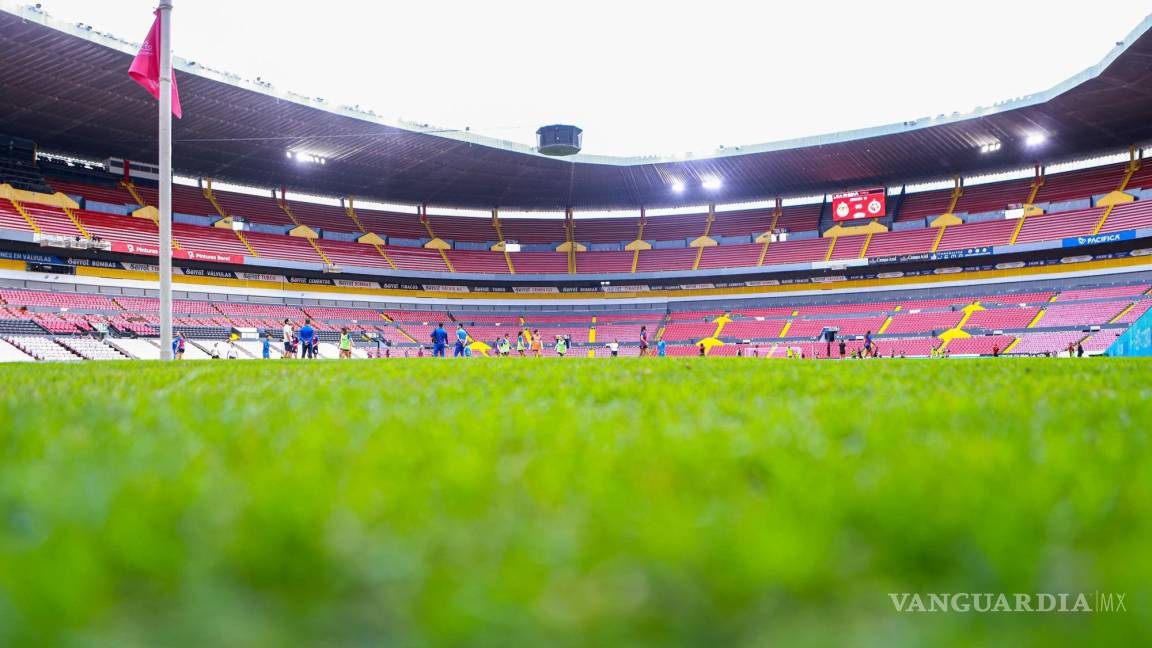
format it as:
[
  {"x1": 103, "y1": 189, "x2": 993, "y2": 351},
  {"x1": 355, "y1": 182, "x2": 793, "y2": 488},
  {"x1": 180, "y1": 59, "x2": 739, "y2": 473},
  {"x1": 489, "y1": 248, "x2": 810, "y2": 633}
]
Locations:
[
  {"x1": 282, "y1": 318, "x2": 294, "y2": 358},
  {"x1": 607, "y1": 340, "x2": 620, "y2": 357}
]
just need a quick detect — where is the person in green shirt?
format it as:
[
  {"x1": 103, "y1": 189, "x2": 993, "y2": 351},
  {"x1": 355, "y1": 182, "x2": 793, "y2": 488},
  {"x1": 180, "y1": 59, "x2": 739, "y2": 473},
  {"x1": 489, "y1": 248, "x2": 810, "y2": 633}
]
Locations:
[
  {"x1": 339, "y1": 327, "x2": 353, "y2": 359},
  {"x1": 555, "y1": 335, "x2": 568, "y2": 357}
]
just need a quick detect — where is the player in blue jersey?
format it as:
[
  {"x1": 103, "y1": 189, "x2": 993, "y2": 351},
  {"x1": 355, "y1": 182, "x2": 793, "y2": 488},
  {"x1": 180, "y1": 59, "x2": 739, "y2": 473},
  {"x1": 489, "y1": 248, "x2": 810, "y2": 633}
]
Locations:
[{"x1": 431, "y1": 323, "x2": 449, "y2": 357}]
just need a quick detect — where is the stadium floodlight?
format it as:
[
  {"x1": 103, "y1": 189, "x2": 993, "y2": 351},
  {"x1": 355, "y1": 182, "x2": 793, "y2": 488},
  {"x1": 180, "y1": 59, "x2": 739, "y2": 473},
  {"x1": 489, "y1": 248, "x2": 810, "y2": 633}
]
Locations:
[
  {"x1": 287, "y1": 150, "x2": 326, "y2": 164},
  {"x1": 1025, "y1": 133, "x2": 1047, "y2": 147},
  {"x1": 702, "y1": 177, "x2": 722, "y2": 190},
  {"x1": 979, "y1": 141, "x2": 1001, "y2": 154},
  {"x1": 671, "y1": 180, "x2": 685, "y2": 193}
]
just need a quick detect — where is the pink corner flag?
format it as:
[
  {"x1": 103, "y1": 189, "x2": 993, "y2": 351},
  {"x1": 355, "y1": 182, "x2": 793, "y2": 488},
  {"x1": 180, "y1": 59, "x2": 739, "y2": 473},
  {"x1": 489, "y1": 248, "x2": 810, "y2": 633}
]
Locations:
[{"x1": 128, "y1": 10, "x2": 182, "y2": 118}]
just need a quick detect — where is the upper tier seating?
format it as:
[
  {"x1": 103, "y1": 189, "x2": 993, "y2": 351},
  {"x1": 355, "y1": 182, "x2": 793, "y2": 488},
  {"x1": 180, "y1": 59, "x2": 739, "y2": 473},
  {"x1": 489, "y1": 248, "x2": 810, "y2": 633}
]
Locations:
[
  {"x1": 1033, "y1": 163, "x2": 1124, "y2": 204},
  {"x1": 936, "y1": 219, "x2": 1017, "y2": 251},
  {"x1": 696, "y1": 243, "x2": 763, "y2": 270},
  {"x1": 1014, "y1": 208, "x2": 1103, "y2": 244},
  {"x1": 964, "y1": 307, "x2": 1042, "y2": 330},
  {"x1": 1099, "y1": 200, "x2": 1152, "y2": 233},
  {"x1": 212, "y1": 189, "x2": 293, "y2": 227},
  {"x1": 864, "y1": 228, "x2": 939, "y2": 258},
  {"x1": 577, "y1": 251, "x2": 633, "y2": 273},
  {"x1": 896, "y1": 189, "x2": 951, "y2": 222},
  {"x1": 954, "y1": 178, "x2": 1033, "y2": 215}
]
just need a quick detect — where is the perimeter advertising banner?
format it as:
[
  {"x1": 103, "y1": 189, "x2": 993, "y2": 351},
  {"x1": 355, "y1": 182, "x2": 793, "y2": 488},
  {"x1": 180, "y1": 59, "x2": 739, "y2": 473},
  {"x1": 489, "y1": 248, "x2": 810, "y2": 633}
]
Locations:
[
  {"x1": 831, "y1": 188, "x2": 886, "y2": 222},
  {"x1": 109, "y1": 241, "x2": 245, "y2": 265}
]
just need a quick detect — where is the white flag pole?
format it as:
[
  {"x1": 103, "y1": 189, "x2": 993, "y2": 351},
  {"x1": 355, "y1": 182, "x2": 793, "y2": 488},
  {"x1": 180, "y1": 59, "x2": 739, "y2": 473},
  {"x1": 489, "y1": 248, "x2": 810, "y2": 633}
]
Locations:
[{"x1": 158, "y1": 0, "x2": 174, "y2": 360}]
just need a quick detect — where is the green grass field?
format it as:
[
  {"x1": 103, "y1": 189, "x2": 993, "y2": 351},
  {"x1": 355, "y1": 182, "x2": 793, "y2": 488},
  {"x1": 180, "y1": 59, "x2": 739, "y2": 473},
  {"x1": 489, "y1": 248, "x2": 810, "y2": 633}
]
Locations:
[{"x1": 1, "y1": 358, "x2": 1150, "y2": 646}]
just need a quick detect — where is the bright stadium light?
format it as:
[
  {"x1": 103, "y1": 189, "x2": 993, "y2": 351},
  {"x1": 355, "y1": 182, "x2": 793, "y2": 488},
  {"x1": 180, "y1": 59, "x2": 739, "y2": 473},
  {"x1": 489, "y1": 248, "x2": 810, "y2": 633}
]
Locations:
[
  {"x1": 979, "y1": 141, "x2": 1001, "y2": 154},
  {"x1": 287, "y1": 150, "x2": 326, "y2": 164},
  {"x1": 671, "y1": 180, "x2": 685, "y2": 193},
  {"x1": 702, "y1": 177, "x2": 722, "y2": 190},
  {"x1": 1025, "y1": 133, "x2": 1047, "y2": 147}
]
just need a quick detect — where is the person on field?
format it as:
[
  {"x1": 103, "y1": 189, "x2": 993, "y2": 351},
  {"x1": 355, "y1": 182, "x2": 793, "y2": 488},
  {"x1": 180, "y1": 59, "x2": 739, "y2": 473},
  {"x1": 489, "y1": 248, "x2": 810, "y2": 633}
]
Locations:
[
  {"x1": 992, "y1": 344, "x2": 1000, "y2": 358},
  {"x1": 555, "y1": 335, "x2": 568, "y2": 357},
  {"x1": 498, "y1": 334, "x2": 511, "y2": 357},
  {"x1": 339, "y1": 327, "x2": 353, "y2": 359},
  {"x1": 838, "y1": 339, "x2": 846, "y2": 359},
  {"x1": 516, "y1": 331, "x2": 526, "y2": 357},
  {"x1": 638, "y1": 325, "x2": 650, "y2": 357},
  {"x1": 431, "y1": 323, "x2": 448, "y2": 357},
  {"x1": 172, "y1": 331, "x2": 185, "y2": 359},
  {"x1": 864, "y1": 330, "x2": 875, "y2": 358},
  {"x1": 1077, "y1": 342, "x2": 1084, "y2": 358},
  {"x1": 282, "y1": 317, "x2": 293, "y2": 353},
  {"x1": 530, "y1": 329, "x2": 543, "y2": 357},
  {"x1": 298, "y1": 319, "x2": 316, "y2": 359},
  {"x1": 262, "y1": 332, "x2": 272, "y2": 359},
  {"x1": 657, "y1": 338, "x2": 667, "y2": 357},
  {"x1": 607, "y1": 339, "x2": 619, "y2": 357},
  {"x1": 455, "y1": 324, "x2": 469, "y2": 357},
  {"x1": 698, "y1": 343, "x2": 706, "y2": 357}
]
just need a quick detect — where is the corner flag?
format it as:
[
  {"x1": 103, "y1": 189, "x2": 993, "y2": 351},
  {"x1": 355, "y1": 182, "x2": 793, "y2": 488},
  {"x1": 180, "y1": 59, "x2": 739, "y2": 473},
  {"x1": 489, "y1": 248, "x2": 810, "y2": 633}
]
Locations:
[{"x1": 128, "y1": 10, "x2": 182, "y2": 118}]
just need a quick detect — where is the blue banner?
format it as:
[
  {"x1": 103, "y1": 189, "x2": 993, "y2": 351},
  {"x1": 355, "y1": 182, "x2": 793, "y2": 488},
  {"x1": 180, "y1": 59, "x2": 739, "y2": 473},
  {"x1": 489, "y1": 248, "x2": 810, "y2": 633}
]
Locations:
[
  {"x1": 0, "y1": 250, "x2": 63, "y2": 264},
  {"x1": 1062, "y1": 230, "x2": 1136, "y2": 248}
]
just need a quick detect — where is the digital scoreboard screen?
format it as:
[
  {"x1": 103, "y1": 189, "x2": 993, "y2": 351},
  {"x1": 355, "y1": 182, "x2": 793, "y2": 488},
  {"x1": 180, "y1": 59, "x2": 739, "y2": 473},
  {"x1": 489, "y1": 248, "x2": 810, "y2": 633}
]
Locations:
[{"x1": 831, "y1": 188, "x2": 886, "y2": 222}]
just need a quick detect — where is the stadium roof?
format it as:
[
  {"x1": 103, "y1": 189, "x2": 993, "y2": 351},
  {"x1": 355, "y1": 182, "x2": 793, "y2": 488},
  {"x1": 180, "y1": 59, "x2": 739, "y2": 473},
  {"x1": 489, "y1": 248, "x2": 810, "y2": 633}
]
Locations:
[{"x1": 1, "y1": 5, "x2": 1152, "y2": 209}]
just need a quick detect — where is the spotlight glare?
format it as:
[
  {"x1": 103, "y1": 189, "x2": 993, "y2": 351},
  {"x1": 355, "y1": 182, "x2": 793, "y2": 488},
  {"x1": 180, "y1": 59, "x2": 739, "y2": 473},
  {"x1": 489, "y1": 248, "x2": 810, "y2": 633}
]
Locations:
[
  {"x1": 1024, "y1": 133, "x2": 1047, "y2": 147},
  {"x1": 671, "y1": 180, "x2": 685, "y2": 193},
  {"x1": 702, "y1": 178, "x2": 722, "y2": 190}
]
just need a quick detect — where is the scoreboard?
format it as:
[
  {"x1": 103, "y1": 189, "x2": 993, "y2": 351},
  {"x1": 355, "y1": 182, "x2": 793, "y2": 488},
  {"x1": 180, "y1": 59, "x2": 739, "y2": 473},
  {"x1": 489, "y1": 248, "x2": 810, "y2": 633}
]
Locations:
[{"x1": 831, "y1": 188, "x2": 886, "y2": 222}]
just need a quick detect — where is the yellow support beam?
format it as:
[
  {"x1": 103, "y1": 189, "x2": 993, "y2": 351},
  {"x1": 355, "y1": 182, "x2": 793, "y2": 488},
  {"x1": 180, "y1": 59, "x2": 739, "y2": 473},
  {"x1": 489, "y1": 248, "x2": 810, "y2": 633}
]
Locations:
[
  {"x1": 1008, "y1": 216, "x2": 1027, "y2": 245},
  {"x1": 371, "y1": 244, "x2": 397, "y2": 270},
  {"x1": 1026, "y1": 309, "x2": 1046, "y2": 329},
  {"x1": 930, "y1": 226, "x2": 946, "y2": 252},
  {"x1": 943, "y1": 179, "x2": 963, "y2": 215},
  {"x1": 61, "y1": 205, "x2": 91, "y2": 239},
  {"x1": 9, "y1": 199, "x2": 41, "y2": 234},
  {"x1": 1001, "y1": 337, "x2": 1021, "y2": 354},
  {"x1": 757, "y1": 239, "x2": 771, "y2": 266},
  {"x1": 859, "y1": 232, "x2": 873, "y2": 258},
  {"x1": 711, "y1": 314, "x2": 732, "y2": 339},
  {"x1": 877, "y1": 316, "x2": 893, "y2": 334},
  {"x1": 778, "y1": 320, "x2": 793, "y2": 338},
  {"x1": 307, "y1": 238, "x2": 332, "y2": 265},
  {"x1": 1092, "y1": 159, "x2": 1140, "y2": 234},
  {"x1": 278, "y1": 199, "x2": 302, "y2": 226},
  {"x1": 491, "y1": 210, "x2": 515, "y2": 274},
  {"x1": 345, "y1": 198, "x2": 367, "y2": 233},
  {"x1": 1110, "y1": 303, "x2": 1136, "y2": 324},
  {"x1": 631, "y1": 249, "x2": 640, "y2": 273},
  {"x1": 201, "y1": 180, "x2": 229, "y2": 220},
  {"x1": 438, "y1": 249, "x2": 455, "y2": 272},
  {"x1": 1025, "y1": 171, "x2": 1044, "y2": 206},
  {"x1": 824, "y1": 236, "x2": 838, "y2": 261},
  {"x1": 120, "y1": 180, "x2": 146, "y2": 207},
  {"x1": 234, "y1": 230, "x2": 258, "y2": 256},
  {"x1": 566, "y1": 208, "x2": 576, "y2": 274},
  {"x1": 955, "y1": 302, "x2": 984, "y2": 329},
  {"x1": 692, "y1": 246, "x2": 705, "y2": 271}
]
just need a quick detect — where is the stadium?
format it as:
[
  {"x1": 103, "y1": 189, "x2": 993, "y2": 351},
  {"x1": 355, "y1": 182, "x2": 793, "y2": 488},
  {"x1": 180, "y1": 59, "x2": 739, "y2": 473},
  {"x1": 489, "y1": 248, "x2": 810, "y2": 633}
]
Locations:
[{"x1": 1, "y1": 1, "x2": 1151, "y2": 645}]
